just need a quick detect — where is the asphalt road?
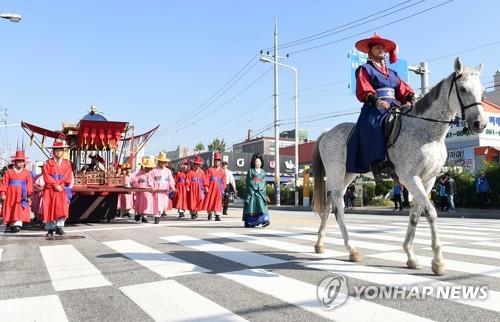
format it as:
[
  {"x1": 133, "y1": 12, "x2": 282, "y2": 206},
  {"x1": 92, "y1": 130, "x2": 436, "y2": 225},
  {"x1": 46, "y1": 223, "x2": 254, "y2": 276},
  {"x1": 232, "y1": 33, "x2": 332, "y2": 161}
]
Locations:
[{"x1": 1, "y1": 209, "x2": 499, "y2": 322}]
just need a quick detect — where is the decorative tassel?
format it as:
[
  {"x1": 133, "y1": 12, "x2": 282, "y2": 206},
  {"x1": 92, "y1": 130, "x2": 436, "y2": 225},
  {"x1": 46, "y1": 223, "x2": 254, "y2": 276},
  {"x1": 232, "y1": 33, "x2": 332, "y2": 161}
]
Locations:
[{"x1": 389, "y1": 44, "x2": 399, "y2": 64}]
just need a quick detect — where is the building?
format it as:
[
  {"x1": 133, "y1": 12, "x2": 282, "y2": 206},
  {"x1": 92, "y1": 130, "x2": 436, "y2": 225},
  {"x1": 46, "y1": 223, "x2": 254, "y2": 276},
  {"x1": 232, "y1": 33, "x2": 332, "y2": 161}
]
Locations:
[
  {"x1": 280, "y1": 129, "x2": 309, "y2": 142},
  {"x1": 280, "y1": 141, "x2": 315, "y2": 171},
  {"x1": 444, "y1": 98, "x2": 500, "y2": 172},
  {"x1": 484, "y1": 71, "x2": 500, "y2": 105},
  {"x1": 172, "y1": 151, "x2": 295, "y2": 183},
  {"x1": 232, "y1": 136, "x2": 295, "y2": 155}
]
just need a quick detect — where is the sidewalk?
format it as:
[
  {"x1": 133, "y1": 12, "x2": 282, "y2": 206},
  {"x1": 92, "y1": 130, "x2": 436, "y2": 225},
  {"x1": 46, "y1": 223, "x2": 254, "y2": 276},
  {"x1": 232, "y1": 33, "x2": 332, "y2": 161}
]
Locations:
[{"x1": 233, "y1": 203, "x2": 500, "y2": 219}]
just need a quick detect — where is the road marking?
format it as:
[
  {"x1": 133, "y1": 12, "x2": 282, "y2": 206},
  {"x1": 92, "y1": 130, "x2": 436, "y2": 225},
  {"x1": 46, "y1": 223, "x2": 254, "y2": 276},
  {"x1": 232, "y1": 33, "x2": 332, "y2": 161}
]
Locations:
[
  {"x1": 391, "y1": 222, "x2": 500, "y2": 233},
  {"x1": 253, "y1": 229, "x2": 400, "y2": 251},
  {"x1": 0, "y1": 295, "x2": 68, "y2": 322},
  {"x1": 103, "y1": 239, "x2": 209, "y2": 278},
  {"x1": 326, "y1": 224, "x2": 493, "y2": 241},
  {"x1": 0, "y1": 248, "x2": 3, "y2": 262},
  {"x1": 162, "y1": 235, "x2": 285, "y2": 267},
  {"x1": 426, "y1": 245, "x2": 500, "y2": 260},
  {"x1": 347, "y1": 223, "x2": 495, "y2": 236},
  {"x1": 120, "y1": 279, "x2": 248, "y2": 322},
  {"x1": 368, "y1": 251, "x2": 500, "y2": 278},
  {"x1": 301, "y1": 258, "x2": 500, "y2": 313},
  {"x1": 219, "y1": 268, "x2": 433, "y2": 322},
  {"x1": 296, "y1": 227, "x2": 452, "y2": 246},
  {"x1": 473, "y1": 241, "x2": 500, "y2": 248},
  {"x1": 210, "y1": 232, "x2": 347, "y2": 258},
  {"x1": 39, "y1": 244, "x2": 112, "y2": 291}
]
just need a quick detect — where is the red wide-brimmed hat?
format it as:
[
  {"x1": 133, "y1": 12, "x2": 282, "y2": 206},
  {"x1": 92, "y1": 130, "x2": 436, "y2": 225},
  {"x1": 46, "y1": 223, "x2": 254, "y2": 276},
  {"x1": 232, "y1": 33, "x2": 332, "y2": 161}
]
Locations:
[
  {"x1": 47, "y1": 134, "x2": 70, "y2": 149},
  {"x1": 12, "y1": 150, "x2": 27, "y2": 161},
  {"x1": 192, "y1": 155, "x2": 204, "y2": 165},
  {"x1": 213, "y1": 152, "x2": 222, "y2": 161},
  {"x1": 355, "y1": 33, "x2": 398, "y2": 63}
]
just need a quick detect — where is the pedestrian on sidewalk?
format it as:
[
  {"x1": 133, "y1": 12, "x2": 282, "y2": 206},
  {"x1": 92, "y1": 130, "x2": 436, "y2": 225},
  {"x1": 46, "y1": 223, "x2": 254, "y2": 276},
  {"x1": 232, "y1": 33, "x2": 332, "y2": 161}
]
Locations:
[
  {"x1": 132, "y1": 157, "x2": 155, "y2": 223},
  {"x1": 174, "y1": 159, "x2": 189, "y2": 218},
  {"x1": 222, "y1": 161, "x2": 236, "y2": 215},
  {"x1": 151, "y1": 152, "x2": 175, "y2": 224},
  {"x1": 202, "y1": 152, "x2": 226, "y2": 221},
  {"x1": 42, "y1": 136, "x2": 74, "y2": 236},
  {"x1": 186, "y1": 155, "x2": 206, "y2": 219},
  {"x1": 242, "y1": 153, "x2": 270, "y2": 228},
  {"x1": 393, "y1": 181, "x2": 403, "y2": 211},
  {"x1": 1, "y1": 150, "x2": 33, "y2": 233},
  {"x1": 438, "y1": 175, "x2": 448, "y2": 211},
  {"x1": 344, "y1": 182, "x2": 356, "y2": 210},
  {"x1": 476, "y1": 170, "x2": 491, "y2": 208},
  {"x1": 445, "y1": 173, "x2": 457, "y2": 213}
]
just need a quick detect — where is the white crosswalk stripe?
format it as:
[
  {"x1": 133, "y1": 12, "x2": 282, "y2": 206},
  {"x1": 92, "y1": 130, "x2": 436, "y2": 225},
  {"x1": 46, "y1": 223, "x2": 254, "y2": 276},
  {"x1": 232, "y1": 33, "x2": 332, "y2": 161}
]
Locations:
[
  {"x1": 3, "y1": 217, "x2": 500, "y2": 321},
  {"x1": 391, "y1": 222, "x2": 500, "y2": 233},
  {"x1": 39, "y1": 244, "x2": 112, "y2": 291},
  {"x1": 103, "y1": 239, "x2": 210, "y2": 278},
  {"x1": 121, "y1": 280, "x2": 248, "y2": 322},
  {"x1": 219, "y1": 268, "x2": 434, "y2": 322},
  {"x1": 320, "y1": 224, "x2": 495, "y2": 241},
  {"x1": 252, "y1": 228, "x2": 400, "y2": 251},
  {"x1": 295, "y1": 227, "x2": 453, "y2": 245},
  {"x1": 301, "y1": 258, "x2": 500, "y2": 313},
  {"x1": 473, "y1": 241, "x2": 500, "y2": 248},
  {"x1": 210, "y1": 231, "x2": 347, "y2": 258},
  {"x1": 161, "y1": 235, "x2": 285, "y2": 267},
  {"x1": 424, "y1": 245, "x2": 500, "y2": 260},
  {"x1": 0, "y1": 295, "x2": 68, "y2": 322},
  {"x1": 368, "y1": 252, "x2": 500, "y2": 278}
]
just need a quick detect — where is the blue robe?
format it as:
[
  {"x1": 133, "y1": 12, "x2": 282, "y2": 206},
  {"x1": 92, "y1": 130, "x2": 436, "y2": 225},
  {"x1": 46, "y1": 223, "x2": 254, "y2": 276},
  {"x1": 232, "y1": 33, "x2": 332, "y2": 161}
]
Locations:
[{"x1": 346, "y1": 62, "x2": 401, "y2": 173}]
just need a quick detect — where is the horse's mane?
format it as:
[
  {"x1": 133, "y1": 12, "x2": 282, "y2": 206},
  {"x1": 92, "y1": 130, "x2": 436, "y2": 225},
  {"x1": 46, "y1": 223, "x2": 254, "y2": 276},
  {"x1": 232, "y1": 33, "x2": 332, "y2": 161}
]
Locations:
[{"x1": 412, "y1": 73, "x2": 454, "y2": 116}]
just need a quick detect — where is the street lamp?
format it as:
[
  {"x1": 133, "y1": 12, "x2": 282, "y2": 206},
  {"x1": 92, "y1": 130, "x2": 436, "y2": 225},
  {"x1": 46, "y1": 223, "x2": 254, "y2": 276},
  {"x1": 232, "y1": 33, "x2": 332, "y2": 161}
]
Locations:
[
  {"x1": 260, "y1": 56, "x2": 300, "y2": 206},
  {"x1": 0, "y1": 13, "x2": 22, "y2": 23}
]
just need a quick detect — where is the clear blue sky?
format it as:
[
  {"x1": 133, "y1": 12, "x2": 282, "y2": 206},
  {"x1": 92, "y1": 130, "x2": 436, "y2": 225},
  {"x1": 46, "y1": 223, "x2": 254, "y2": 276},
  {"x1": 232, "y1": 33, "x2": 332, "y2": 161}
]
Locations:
[{"x1": 1, "y1": 0, "x2": 499, "y2": 162}]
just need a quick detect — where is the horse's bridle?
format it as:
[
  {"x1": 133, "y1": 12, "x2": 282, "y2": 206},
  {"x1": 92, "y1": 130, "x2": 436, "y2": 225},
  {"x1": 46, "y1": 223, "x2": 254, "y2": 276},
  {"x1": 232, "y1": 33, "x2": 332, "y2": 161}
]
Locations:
[{"x1": 394, "y1": 73, "x2": 482, "y2": 133}]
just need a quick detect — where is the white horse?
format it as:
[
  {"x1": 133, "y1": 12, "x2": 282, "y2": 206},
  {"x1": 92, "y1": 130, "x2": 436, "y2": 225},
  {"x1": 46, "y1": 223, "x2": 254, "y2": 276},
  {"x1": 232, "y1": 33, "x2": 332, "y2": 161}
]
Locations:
[{"x1": 312, "y1": 58, "x2": 487, "y2": 275}]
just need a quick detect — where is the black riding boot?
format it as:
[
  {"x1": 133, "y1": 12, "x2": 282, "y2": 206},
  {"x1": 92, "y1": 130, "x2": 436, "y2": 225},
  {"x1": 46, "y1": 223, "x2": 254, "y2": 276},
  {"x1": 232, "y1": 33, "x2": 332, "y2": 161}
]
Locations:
[
  {"x1": 154, "y1": 217, "x2": 160, "y2": 224},
  {"x1": 56, "y1": 227, "x2": 65, "y2": 235},
  {"x1": 46, "y1": 230, "x2": 55, "y2": 237}
]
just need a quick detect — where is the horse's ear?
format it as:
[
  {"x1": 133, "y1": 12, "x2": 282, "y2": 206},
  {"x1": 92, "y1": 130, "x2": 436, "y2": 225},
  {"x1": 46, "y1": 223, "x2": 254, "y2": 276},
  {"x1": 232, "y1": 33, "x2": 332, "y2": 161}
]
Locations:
[
  {"x1": 454, "y1": 57, "x2": 463, "y2": 74},
  {"x1": 476, "y1": 63, "x2": 485, "y2": 73}
]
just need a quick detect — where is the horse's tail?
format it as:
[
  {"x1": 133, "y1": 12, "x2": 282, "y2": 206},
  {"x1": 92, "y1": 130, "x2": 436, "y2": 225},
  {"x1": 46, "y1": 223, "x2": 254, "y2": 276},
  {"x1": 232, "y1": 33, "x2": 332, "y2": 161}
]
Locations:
[{"x1": 313, "y1": 133, "x2": 326, "y2": 214}]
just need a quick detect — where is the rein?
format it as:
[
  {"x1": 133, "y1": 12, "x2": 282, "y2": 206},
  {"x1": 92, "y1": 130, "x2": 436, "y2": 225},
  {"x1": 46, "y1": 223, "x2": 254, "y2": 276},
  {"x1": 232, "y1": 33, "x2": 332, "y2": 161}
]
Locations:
[{"x1": 392, "y1": 73, "x2": 482, "y2": 132}]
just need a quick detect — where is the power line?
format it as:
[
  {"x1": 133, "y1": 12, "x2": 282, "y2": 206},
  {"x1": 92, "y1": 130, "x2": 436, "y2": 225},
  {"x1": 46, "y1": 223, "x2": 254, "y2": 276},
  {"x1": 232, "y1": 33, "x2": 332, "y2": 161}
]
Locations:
[
  {"x1": 288, "y1": 0, "x2": 454, "y2": 55},
  {"x1": 425, "y1": 41, "x2": 500, "y2": 63},
  {"x1": 261, "y1": 0, "x2": 416, "y2": 51},
  {"x1": 276, "y1": 0, "x2": 427, "y2": 51},
  {"x1": 157, "y1": 52, "x2": 260, "y2": 135},
  {"x1": 155, "y1": 66, "x2": 273, "y2": 137}
]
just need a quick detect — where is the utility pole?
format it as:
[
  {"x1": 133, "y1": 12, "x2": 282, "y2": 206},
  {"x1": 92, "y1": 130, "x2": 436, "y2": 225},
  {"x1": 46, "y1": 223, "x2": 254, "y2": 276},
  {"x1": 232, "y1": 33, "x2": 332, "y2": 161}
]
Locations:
[
  {"x1": 273, "y1": 17, "x2": 281, "y2": 206},
  {"x1": 408, "y1": 62, "x2": 430, "y2": 95}
]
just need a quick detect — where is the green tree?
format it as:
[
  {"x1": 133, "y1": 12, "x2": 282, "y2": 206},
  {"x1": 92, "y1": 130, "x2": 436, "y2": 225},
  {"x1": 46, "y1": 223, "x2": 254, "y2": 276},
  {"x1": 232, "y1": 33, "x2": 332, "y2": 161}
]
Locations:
[
  {"x1": 208, "y1": 138, "x2": 226, "y2": 152},
  {"x1": 194, "y1": 142, "x2": 205, "y2": 152}
]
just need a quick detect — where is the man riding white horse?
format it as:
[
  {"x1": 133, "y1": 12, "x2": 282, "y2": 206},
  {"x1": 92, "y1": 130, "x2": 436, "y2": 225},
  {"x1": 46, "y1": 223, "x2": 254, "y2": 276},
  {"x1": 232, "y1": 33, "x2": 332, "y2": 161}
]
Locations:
[
  {"x1": 347, "y1": 33, "x2": 415, "y2": 182},
  {"x1": 313, "y1": 33, "x2": 487, "y2": 276}
]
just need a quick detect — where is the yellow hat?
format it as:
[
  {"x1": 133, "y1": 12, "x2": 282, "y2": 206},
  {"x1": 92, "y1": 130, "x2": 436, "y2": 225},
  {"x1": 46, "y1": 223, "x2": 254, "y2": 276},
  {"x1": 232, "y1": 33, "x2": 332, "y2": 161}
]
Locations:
[
  {"x1": 156, "y1": 151, "x2": 170, "y2": 163},
  {"x1": 140, "y1": 156, "x2": 152, "y2": 167},
  {"x1": 144, "y1": 157, "x2": 156, "y2": 168}
]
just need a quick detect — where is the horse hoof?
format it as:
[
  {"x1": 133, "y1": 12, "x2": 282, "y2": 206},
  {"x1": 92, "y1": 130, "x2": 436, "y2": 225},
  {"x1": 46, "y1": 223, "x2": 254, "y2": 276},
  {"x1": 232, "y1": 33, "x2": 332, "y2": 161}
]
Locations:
[
  {"x1": 349, "y1": 250, "x2": 363, "y2": 262},
  {"x1": 407, "y1": 259, "x2": 422, "y2": 270},
  {"x1": 314, "y1": 245, "x2": 325, "y2": 254},
  {"x1": 431, "y1": 260, "x2": 446, "y2": 275}
]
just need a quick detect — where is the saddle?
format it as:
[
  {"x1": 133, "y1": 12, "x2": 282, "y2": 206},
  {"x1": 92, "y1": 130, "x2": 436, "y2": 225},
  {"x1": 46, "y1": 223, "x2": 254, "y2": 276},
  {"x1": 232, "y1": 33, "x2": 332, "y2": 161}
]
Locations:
[{"x1": 384, "y1": 108, "x2": 402, "y2": 148}]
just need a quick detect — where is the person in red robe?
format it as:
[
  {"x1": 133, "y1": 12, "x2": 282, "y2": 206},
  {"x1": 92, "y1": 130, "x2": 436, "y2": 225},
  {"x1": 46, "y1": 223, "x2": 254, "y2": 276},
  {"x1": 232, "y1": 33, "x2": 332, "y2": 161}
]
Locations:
[
  {"x1": 202, "y1": 152, "x2": 226, "y2": 221},
  {"x1": 174, "y1": 159, "x2": 189, "y2": 218},
  {"x1": 1, "y1": 150, "x2": 33, "y2": 233},
  {"x1": 186, "y1": 155, "x2": 206, "y2": 219},
  {"x1": 43, "y1": 136, "x2": 74, "y2": 236}
]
